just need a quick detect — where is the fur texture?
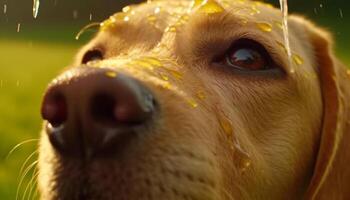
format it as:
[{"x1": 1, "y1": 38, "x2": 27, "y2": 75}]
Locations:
[{"x1": 38, "y1": 0, "x2": 350, "y2": 199}]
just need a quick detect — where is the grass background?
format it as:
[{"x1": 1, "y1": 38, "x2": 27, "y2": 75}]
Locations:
[{"x1": 0, "y1": 1, "x2": 349, "y2": 199}]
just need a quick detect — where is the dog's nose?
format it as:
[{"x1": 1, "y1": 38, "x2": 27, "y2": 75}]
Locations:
[{"x1": 41, "y1": 67, "x2": 157, "y2": 157}]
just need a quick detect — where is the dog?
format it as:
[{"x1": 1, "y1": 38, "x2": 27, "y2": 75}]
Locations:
[{"x1": 38, "y1": 0, "x2": 350, "y2": 199}]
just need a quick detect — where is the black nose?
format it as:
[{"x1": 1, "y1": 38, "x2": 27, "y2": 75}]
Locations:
[{"x1": 41, "y1": 67, "x2": 157, "y2": 157}]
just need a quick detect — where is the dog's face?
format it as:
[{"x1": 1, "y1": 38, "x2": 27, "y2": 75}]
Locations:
[{"x1": 38, "y1": 0, "x2": 348, "y2": 199}]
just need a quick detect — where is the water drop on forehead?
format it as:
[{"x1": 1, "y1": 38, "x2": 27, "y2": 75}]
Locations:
[
  {"x1": 187, "y1": 99, "x2": 198, "y2": 108},
  {"x1": 196, "y1": 90, "x2": 206, "y2": 100},
  {"x1": 256, "y1": 22, "x2": 272, "y2": 32},
  {"x1": 219, "y1": 115, "x2": 233, "y2": 138},
  {"x1": 193, "y1": 0, "x2": 225, "y2": 14},
  {"x1": 292, "y1": 54, "x2": 304, "y2": 66}
]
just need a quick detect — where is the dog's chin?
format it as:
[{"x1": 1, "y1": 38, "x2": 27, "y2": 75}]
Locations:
[{"x1": 38, "y1": 133, "x2": 222, "y2": 200}]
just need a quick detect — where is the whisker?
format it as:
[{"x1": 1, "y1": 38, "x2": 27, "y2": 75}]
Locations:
[
  {"x1": 6, "y1": 139, "x2": 39, "y2": 160},
  {"x1": 16, "y1": 160, "x2": 38, "y2": 200},
  {"x1": 23, "y1": 168, "x2": 39, "y2": 200},
  {"x1": 18, "y1": 151, "x2": 38, "y2": 179},
  {"x1": 32, "y1": 186, "x2": 40, "y2": 200}
]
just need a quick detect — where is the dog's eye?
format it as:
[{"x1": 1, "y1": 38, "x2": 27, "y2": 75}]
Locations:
[
  {"x1": 222, "y1": 39, "x2": 274, "y2": 71},
  {"x1": 82, "y1": 49, "x2": 103, "y2": 64}
]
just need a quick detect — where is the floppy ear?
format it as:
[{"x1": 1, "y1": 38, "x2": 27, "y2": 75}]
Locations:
[{"x1": 295, "y1": 18, "x2": 350, "y2": 199}]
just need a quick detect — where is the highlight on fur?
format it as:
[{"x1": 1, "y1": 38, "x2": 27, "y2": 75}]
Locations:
[{"x1": 37, "y1": 0, "x2": 349, "y2": 199}]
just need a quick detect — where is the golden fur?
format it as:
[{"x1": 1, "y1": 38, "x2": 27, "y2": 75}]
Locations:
[{"x1": 38, "y1": 0, "x2": 350, "y2": 199}]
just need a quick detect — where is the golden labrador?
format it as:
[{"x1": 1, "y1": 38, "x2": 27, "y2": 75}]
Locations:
[{"x1": 38, "y1": 0, "x2": 350, "y2": 199}]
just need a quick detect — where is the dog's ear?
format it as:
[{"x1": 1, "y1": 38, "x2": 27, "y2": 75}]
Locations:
[{"x1": 291, "y1": 17, "x2": 350, "y2": 199}]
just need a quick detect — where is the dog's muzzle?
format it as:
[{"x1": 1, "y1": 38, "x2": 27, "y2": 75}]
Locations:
[{"x1": 41, "y1": 67, "x2": 157, "y2": 158}]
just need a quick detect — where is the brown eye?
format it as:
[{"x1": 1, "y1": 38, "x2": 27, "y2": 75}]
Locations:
[
  {"x1": 223, "y1": 39, "x2": 273, "y2": 71},
  {"x1": 82, "y1": 49, "x2": 103, "y2": 64}
]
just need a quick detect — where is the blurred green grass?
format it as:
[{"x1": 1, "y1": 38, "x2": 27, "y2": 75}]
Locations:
[
  {"x1": 0, "y1": 24, "x2": 349, "y2": 199},
  {"x1": 0, "y1": 30, "x2": 84, "y2": 199}
]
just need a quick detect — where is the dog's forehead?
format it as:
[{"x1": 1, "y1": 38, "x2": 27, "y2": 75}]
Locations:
[{"x1": 100, "y1": 0, "x2": 279, "y2": 33}]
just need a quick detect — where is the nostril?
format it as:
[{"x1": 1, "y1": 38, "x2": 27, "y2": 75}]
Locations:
[
  {"x1": 91, "y1": 93, "x2": 117, "y2": 125},
  {"x1": 41, "y1": 92, "x2": 67, "y2": 127}
]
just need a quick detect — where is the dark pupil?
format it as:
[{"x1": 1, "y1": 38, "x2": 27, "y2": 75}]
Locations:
[{"x1": 230, "y1": 48, "x2": 264, "y2": 70}]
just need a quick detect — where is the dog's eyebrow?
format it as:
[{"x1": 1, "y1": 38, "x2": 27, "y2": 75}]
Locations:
[{"x1": 176, "y1": 7, "x2": 294, "y2": 73}]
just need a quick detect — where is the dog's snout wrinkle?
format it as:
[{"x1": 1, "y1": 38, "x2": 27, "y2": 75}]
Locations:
[{"x1": 41, "y1": 67, "x2": 157, "y2": 157}]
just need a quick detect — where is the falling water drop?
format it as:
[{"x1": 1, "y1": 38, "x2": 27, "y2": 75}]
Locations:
[
  {"x1": 279, "y1": 0, "x2": 293, "y2": 73},
  {"x1": 339, "y1": 9, "x2": 343, "y2": 18},
  {"x1": 73, "y1": 10, "x2": 78, "y2": 19},
  {"x1": 33, "y1": 0, "x2": 40, "y2": 19},
  {"x1": 17, "y1": 23, "x2": 21, "y2": 33},
  {"x1": 89, "y1": 13, "x2": 93, "y2": 21},
  {"x1": 3, "y1": 4, "x2": 7, "y2": 14}
]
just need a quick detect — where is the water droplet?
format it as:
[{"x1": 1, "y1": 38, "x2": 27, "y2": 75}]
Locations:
[
  {"x1": 165, "y1": 25, "x2": 177, "y2": 32},
  {"x1": 147, "y1": 14, "x2": 157, "y2": 22},
  {"x1": 123, "y1": 16, "x2": 130, "y2": 22},
  {"x1": 233, "y1": 141, "x2": 252, "y2": 172},
  {"x1": 3, "y1": 4, "x2": 7, "y2": 14},
  {"x1": 196, "y1": 90, "x2": 206, "y2": 100},
  {"x1": 33, "y1": 0, "x2": 40, "y2": 18},
  {"x1": 73, "y1": 10, "x2": 78, "y2": 19},
  {"x1": 192, "y1": 0, "x2": 204, "y2": 7},
  {"x1": 172, "y1": 71, "x2": 183, "y2": 80},
  {"x1": 160, "y1": 73, "x2": 169, "y2": 81},
  {"x1": 219, "y1": 115, "x2": 233, "y2": 138},
  {"x1": 161, "y1": 82, "x2": 171, "y2": 89},
  {"x1": 154, "y1": 7, "x2": 161, "y2": 14},
  {"x1": 187, "y1": 99, "x2": 198, "y2": 108},
  {"x1": 292, "y1": 54, "x2": 304, "y2": 65},
  {"x1": 274, "y1": 20, "x2": 283, "y2": 30},
  {"x1": 132, "y1": 59, "x2": 156, "y2": 70},
  {"x1": 249, "y1": 5, "x2": 260, "y2": 15},
  {"x1": 123, "y1": 6, "x2": 131, "y2": 13},
  {"x1": 254, "y1": 1, "x2": 274, "y2": 9},
  {"x1": 240, "y1": 17, "x2": 248, "y2": 25},
  {"x1": 106, "y1": 71, "x2": 117, "y2": 78},
  {"x1": 339, "y1": 9, "x2": 343, "y2": 18},
  {"x1": 256, "y1": 22, "x2": 272, "y2": 32},
  {"x1": 143, "y1": 57, "x2": 163, "y2": 67},
  {"x1": 279, "y1": 0, "x2": 293, "y2": 72},
  {"x1": 196, "y1": 0, "x2": 225, "y2": 14},
  {"x1": 89, "y1": 13, "x2": 93, "y2": 21},
  {"x1": 17, "y1": 23, "x2": 21, "y2": 33},
  {"x1": 276, "y1": 41, "x2": 288, "y2": 54},
  {"x1": 100, "y1": 13, "x2": 129, "y2": 31}
]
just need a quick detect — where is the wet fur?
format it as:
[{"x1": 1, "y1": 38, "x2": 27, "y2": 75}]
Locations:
[{"x1": 38, "y1": 0, "x2": 350, "y2": 199}]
